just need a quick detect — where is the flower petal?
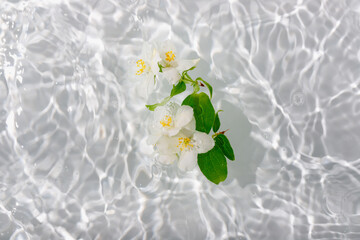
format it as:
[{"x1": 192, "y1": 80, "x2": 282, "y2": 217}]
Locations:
[
  {"x1": 175, "y1": 105, "x2": 194, "y2": 129},
  {"x1": 150, "y1": 49, "x2": 161, "y2": 75},
  {"x1": 154, "y1": 103, "x2": 177, "y2": 120},
  {"x1": 141, "y1": 42, "x2": 153, "y2": 60},
  {"x1": 176, "y1": 58, "x2": 200, "y2": 73},
  {"x1": 183, "y1": 118, "x2": 196, "y2": 132},
  {"x1": 162, "y1": 68, "x2": 181, "y2": 85},
  {"x1": 159, "y1": 40, "x2": 176, "y2": 57},
  {"x1": 193, "y1": 131, "x2": 215, "y2": 154},
  {"x1": 158, "y1": 154, "x2": 177, "y2": 165},
  {"x1": 147, "y1": 134, "x2": 161, "y2": 145},
  {"x1": 135, "y1": 73, "x2": 155, "y2": 99},
  {"x1": 167, "y1": 127, "x2": 181, "y2": 137},
  {"x1": 178, "y1": 128, "x2": 195, "y2": 138},
  {"x1": 153, "y1": 105, "x2": 168, "y2": 123},
  {"x1": 156, "y1": 135, "x2": 179, "y2": 154},
  {"x1": 178, "y1": 150, "x2": 197, "y2": 171}
]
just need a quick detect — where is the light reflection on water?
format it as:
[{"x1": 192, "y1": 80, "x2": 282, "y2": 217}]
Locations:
[{"x1": 1, "y1": 0, "x2": 360, "y2": 239}]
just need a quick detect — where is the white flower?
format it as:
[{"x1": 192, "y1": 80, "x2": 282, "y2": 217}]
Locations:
[
  {"x1": 132, "y1": 42, "x2": 161, "y2": 98},
  {"x1": 158, "y1": 40, "x2": 200, "y2": 85},
  {"x1": 147, "y1": 102, "x2": 195, "y2": 145},
  {"x1": 176, "y1": 131, "x2": 214, "y2": 171},
  {"x1": 148, "y1": 102, "x2": 214, "y2": 171},
  {"x1": 156, "y1": 130, "x2": 214, "y2": 171}
]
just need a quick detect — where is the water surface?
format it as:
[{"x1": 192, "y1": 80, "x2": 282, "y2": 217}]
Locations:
[{"x1": 1, "y1": 0, "x2": 360, "y2": 239}]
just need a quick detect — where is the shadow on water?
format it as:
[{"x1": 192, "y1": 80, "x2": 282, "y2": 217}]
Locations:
[{"x1": 220, "y1": 100, "x2": 265, "y2": 187}]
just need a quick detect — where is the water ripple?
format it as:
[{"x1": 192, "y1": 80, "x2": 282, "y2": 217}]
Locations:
[{"x1": 0, "y1": 0, "x2": 360, "y2": 239}]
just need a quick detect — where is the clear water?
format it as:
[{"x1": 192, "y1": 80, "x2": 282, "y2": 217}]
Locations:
[{"x1": 1, "y1": 0, "x2": 360, "y2": 239}]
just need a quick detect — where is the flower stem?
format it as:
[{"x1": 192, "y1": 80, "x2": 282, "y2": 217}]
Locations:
[
  {"x1": 212, "y1": 129, "x2": 229, "y2": 138},
  {"x1": 182, "y1": 74, "x2": 201, "y2": 94},
  {"x1": 182, "y1": 75, "x2": 196, "y2": 84}
]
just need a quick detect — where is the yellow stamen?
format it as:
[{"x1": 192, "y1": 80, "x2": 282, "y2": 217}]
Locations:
[
  {"x1": 160, "y1": 115, "x2": 172, "y2": 127},
  {"x1": 165, "y1": 51, "x2": 175, "y2": 62},
  {"x1": 136, "y1": 59, "x2": 146, "y2": 75},
  {"x1": 177, "y1": 137, "x2": 193, "y2": 151}
]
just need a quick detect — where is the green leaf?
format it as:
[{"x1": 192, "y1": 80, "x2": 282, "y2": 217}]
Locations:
[
  {"x1": 213, "y1": 111, "x2": 221, "y2": 133},
  {"x1": 196, "y1": 77, "x2": 213, "y2": 99},
  {"x1": 170, "y1": 81, "x2": 186, "y2": 97},
  {"x1": 146, "y1": 96, "x2": 171, "y2": 111},
  {"x1": 215, "y1": 134, "x2": 235, "y2": 160},
  {"x1": 198, "y1": 145, "x2": 227, "y2": 184},
  {"x1": 182, "y1": 92, "x2": 215, "y2": 134}
]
